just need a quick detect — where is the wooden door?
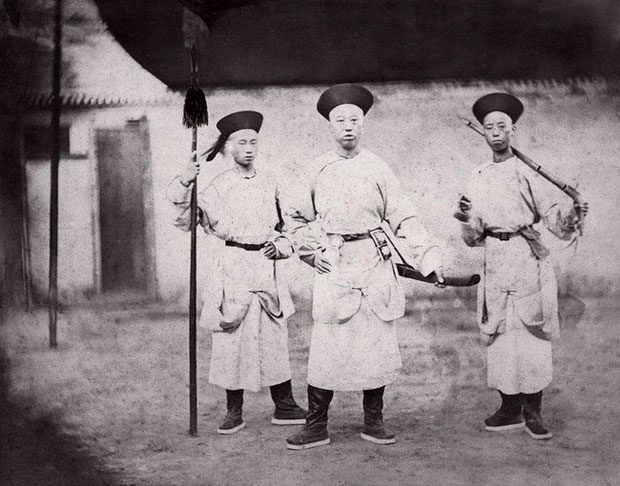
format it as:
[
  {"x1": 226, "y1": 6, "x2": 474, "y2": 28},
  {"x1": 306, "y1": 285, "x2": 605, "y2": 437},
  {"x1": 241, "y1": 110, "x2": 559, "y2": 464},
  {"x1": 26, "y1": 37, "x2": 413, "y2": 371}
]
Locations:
[{"x1": 96, "y1": 120, "x2": 152, "y2": 293}]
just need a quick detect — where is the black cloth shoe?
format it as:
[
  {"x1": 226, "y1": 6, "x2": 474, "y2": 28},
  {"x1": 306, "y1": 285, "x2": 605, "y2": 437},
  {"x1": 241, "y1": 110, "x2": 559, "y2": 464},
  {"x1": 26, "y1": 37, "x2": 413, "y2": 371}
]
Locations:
[
  {"x1": 270, "y1": 380, "x2": 307, "y2": 425},
  {"x1": 484, "y1": 391, "x2": 524, "y2": 432},
  {"x1": 217, "y1": 389, "x2": 245, "y2": 435},
  {"x1": 484, "y1": 410, "x2": 526, "y2": 431},
  {"x1": 522, "y1": 391, "x2": 553, "y2": 440},
  {"x1": 360, "y1": 386, "x2": 396, "y2": 445},
  {"x1": 286, "y1": 385, "x2": 333, "y2": 450}
]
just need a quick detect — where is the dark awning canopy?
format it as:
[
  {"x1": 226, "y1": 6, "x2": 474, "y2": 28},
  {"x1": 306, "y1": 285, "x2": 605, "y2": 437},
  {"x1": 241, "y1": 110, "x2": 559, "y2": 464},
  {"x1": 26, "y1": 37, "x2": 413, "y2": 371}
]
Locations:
[
  {"x1": 95, "y1": 0, "x2": 620, "y2": 89},
  {"x1": 177, "y1": 1, "x2": 260, "y2": 29}
]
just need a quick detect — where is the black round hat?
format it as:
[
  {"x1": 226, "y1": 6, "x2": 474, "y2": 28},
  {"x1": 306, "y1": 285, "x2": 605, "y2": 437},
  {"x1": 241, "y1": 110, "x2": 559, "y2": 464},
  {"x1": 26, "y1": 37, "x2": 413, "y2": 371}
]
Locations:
[
  {"x1": 216, "y1": 110, "x2": 263, "y2": 136},
  {"x1": 317, "y1": 83, "x2": 374, "y2": 120},
  {"x1": 472, "y1": 93, "x2": 524, "y2": 124}
]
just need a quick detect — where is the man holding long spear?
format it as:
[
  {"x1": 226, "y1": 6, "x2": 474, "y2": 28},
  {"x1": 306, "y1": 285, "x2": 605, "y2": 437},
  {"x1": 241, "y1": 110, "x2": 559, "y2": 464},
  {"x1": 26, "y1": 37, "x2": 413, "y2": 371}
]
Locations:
[
  {"x1": 168, "y1": 110, "x2": 306, "y2": 435},
  {"x1": 455, "y1": 93, "x2": 589, "y2": 440}
]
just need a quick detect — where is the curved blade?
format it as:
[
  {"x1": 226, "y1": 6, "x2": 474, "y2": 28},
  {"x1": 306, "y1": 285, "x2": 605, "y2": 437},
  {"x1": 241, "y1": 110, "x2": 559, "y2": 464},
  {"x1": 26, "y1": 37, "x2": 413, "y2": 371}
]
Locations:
[{"x1": 396, "y1": 263, "x2": 480, "y2": 287}]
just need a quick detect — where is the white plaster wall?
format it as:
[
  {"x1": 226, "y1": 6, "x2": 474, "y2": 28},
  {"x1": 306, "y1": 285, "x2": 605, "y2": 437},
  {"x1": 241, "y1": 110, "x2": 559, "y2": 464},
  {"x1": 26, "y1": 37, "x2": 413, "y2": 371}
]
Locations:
[
  {"x1": 26, "y1": 157, "x2": 97, "y2": 300},
  {"x1": 151, "y1": 81, "x2": 620, "y2": 304},
  {"x1": 25, "y1": 80, "x2": 620, "y2": 303}
]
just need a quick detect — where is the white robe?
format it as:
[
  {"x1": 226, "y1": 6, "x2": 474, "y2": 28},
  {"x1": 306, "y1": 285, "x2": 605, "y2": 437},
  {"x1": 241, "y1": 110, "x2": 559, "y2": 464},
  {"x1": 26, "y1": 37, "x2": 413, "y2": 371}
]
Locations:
[
  {"x1": 285, "y1": 149, "x2": 441, "y2": 391},
  {"x1": 168, "y1": 168, "x2": 294, "y2": 392},
  {"x1": 460, "y1": 156, "x2": 578, "y2": 394}
]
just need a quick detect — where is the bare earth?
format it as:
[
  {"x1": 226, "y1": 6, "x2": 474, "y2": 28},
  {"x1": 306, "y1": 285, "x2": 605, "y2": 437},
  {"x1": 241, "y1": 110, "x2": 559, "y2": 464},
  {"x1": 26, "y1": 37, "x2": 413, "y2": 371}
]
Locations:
[{"x1": 1, "y1": 296, "x2": 618, "y2": 486}]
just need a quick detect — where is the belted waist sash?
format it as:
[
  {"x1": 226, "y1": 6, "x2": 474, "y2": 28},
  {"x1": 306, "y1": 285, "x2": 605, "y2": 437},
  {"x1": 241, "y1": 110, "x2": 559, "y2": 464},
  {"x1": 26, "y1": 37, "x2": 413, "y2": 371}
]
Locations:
[
  {"x1": 326, "y1": 232, "x2": 373, "y2": 242},
  {"x1": 484, "y1": 226, "x2": 550, "y2": 259},
  {"x1": 225, "y1": 240, "x2": 266, "y2": 251},
  {"x1": 484, "y1": 230, "x2": 520, "y2": 241}
]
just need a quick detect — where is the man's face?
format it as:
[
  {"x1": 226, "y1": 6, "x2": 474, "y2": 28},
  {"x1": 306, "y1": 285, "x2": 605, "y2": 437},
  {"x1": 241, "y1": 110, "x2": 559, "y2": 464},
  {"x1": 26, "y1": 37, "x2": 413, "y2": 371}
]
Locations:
[
  {"x1": 226, "y1": 129, "x2": 258, "y2": 166},
  {"x1": 483, "y1": 111, "x2": 514, "y2": 152},
  {"x1": 329, "y1": 104, "x2": 364, "y2": 150}
]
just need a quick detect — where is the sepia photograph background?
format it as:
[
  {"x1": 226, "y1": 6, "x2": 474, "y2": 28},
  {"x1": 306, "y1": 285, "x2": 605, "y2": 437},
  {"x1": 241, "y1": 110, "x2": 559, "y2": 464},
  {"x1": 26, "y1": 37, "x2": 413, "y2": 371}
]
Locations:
[{"x1": 1, "y1": 1, "x2": 619, "y2": 484}]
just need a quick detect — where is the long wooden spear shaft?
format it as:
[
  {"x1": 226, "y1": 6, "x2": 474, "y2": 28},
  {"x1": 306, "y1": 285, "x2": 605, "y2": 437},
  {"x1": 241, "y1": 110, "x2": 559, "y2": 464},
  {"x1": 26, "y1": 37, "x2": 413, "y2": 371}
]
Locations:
[
  {"x1": 183, "y1": 44, "x2": 208, "y2": 437},
  {"x1": 48, "y1": 0, "x2": 62, "y2": 348},
  {"x1": 189, "y1": 113, "x2": 198, "y2": 436},
  {"x1": 461, "y1": 117, "x2": 586, "y2": 235}
]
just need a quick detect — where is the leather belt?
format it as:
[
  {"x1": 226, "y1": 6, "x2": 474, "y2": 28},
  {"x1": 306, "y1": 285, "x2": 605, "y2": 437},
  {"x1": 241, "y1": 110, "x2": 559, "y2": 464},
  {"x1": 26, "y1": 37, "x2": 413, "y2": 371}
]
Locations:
[
  {"x1": 340, "y1": 232, "x2": 372, "y2": 242},
  {"x1": 485, "y1": 230, "x2": 520, "y2": 241},
  {"x1": 225, "y1": 240, "x2": 266, "y2": 251}
]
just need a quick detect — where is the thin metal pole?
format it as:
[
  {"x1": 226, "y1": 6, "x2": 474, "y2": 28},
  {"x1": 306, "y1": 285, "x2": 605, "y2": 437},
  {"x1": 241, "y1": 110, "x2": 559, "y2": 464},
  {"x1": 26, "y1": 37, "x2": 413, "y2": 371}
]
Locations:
[{"x1": 48, "y1": 0, "x2": 62, "y2": 348}]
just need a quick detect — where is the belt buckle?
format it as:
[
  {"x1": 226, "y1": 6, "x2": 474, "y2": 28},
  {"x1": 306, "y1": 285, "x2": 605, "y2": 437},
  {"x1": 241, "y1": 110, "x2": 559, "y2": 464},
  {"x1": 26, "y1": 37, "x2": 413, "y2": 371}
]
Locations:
[
  {"x1": 499, "y1": 232, "x2": 509, "y2": 241},
  {"x1": 369, "y1": 228, "x2": 391, "y2": 261}
]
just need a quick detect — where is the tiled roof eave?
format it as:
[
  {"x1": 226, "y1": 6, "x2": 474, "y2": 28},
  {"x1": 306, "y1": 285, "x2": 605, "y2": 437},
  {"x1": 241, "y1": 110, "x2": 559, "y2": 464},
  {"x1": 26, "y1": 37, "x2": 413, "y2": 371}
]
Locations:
[
  {"x1": 23, "y1": 75, "x2": 619, "y2": 109},
  {"x1": 24, "y1": 91, "x2": 183, "y2": 109}
]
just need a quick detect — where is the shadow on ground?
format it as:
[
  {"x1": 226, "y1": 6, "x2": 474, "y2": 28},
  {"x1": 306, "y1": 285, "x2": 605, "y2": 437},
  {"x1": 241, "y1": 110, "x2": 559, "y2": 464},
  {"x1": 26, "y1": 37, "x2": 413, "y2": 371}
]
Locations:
[{"x1": 0, "y1": 346, "x2": 120, "y2": 486}]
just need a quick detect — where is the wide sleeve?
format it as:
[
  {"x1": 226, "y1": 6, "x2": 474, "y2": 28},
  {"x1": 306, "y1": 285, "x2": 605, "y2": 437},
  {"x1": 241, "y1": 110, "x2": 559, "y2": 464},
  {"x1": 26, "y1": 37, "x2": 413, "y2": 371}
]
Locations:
[
  {"x1": 456, "y1": 174, "x2": 486, "y2": 247},
  {"x1": 523, "y1": 169, "x2": 579, "y2": 241},
  {"x1": 166, "y1": 176, "x2": 219, "y2": 234},
  {"x1": 269, "y1": 182, "x2": 294, "y2": 259},
  {"x1": 459, "y1": 217, "x2": 486, "y2": 247},
  {"x1": 281, "y1": 169, "x2": 322, "y2": 267},
  {"x1": 380, "y1": 162, "x2": 442, "y2": 277}
]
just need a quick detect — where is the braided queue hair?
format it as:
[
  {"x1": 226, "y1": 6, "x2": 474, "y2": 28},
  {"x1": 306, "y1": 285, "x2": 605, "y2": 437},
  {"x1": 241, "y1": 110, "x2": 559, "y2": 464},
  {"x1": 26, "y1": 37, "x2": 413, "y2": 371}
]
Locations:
[{"x1": 203, "y1": 132, "x2": 228, "y2": 161}]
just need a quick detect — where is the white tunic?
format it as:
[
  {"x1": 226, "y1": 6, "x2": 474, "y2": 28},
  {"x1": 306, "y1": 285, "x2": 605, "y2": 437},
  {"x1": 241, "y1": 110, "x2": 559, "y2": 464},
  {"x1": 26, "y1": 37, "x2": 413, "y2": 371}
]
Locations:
[
  {"x1": 460, "y1": 156, "x2": 578, "y2": 394},
  {"x1": 168, "y1": 169, "x2": 294, "y2": 392},
  {"x1": 285, "y1": 149, "x2": 441, "y2": 391}
]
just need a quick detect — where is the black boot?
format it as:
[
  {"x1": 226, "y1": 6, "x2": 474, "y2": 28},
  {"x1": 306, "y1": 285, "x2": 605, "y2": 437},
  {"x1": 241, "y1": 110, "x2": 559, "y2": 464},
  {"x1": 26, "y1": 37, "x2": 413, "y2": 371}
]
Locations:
[
  {"x1": 217, "y1": 389, "x2": 245, "y2": 435},
  {"x1": 360, "y1": 386, "x2": 396, "y2": 445},
  {"x1": 270, "y1": 380, "x2": 307, "y2": 425},
  {"x1": 484, "y1": 391, "x2": 525, "y2": 432},
  {"x1": 522, "y1": 391, "x2": 552, "y2": 440},
  {"x1": 286, "y1": 385, "x2": 333, "y2": 450}
]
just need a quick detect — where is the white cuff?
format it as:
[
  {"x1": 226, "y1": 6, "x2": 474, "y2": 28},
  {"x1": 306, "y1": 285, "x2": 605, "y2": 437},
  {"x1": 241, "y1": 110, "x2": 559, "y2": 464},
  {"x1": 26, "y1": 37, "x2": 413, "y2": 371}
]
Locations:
[
  {"x1": 167, "y1": 176, "x2": 191, "y2": 204},
  {"x1": 418, "y1": 246, "x2": 442, "y2": 277},
  {"x1": 272, "y1": 235, "x2": 293, "y2": 258}
]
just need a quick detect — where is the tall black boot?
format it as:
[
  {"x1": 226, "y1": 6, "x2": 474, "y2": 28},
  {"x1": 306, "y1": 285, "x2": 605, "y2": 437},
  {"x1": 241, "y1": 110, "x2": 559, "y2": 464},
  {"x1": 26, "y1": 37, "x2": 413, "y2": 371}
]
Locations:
[
  {"x1": 270, "y1": 380, "x2": 307, "y2": 425},
  {"x1": 361, "y1": 386, "x2": 396, "y2": 445},
  {"x1": 484, "y1": 391, "x2": 525, "y2": 432},
  {"x1": 522, "y1": 391, "x2": 552, "y2": 440},
  {"x1": 217, "y1": 389, "x2": 245, "y2": 435},
  {"x1": 286, "y1": 385, "x2": 333, "y2": 450}
]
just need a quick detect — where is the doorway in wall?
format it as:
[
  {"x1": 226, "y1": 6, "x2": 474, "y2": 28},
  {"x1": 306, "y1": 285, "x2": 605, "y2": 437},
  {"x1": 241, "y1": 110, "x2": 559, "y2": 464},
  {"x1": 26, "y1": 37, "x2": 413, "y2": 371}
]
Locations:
[{"x1": 96, "y1": 118, "x2": 155, "y2": 298}]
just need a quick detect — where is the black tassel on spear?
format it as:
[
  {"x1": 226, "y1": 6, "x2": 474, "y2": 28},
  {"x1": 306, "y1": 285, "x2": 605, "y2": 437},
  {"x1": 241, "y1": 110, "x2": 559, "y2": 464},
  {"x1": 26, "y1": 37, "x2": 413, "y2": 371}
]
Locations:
[
  {"x1": 183, "y1": 44, "x2": 208, "y2": 128},
  {"x1": 183, "y1": 43, "x2": 208, "y2": 437}
]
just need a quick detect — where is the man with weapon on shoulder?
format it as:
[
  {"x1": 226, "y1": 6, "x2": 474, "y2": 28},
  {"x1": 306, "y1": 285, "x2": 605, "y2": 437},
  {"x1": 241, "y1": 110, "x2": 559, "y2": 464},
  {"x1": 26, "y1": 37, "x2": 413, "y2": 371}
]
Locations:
[
  {"x1": 168, "y1": 110, "x2": 306, "y2": 435},
  {"x1": 455, "y1": 93, "x2": 589, "y2": 440}
]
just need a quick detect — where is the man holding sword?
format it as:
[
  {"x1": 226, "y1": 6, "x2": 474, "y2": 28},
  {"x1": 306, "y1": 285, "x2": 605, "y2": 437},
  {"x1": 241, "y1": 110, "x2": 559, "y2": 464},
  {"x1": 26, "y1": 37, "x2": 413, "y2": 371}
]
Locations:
[{"x1": 284, "y1": 84, "x2": 445, "y2": 450}]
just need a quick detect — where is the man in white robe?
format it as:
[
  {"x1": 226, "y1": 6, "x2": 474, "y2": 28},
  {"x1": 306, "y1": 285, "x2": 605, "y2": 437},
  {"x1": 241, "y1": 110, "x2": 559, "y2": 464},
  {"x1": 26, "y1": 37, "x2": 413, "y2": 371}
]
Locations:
[
  {"x1": 455, "y1": 93, "x2": 588, "y2": 440},
  {"x1": 284, "y1": 84, "x2": 444, "y2": 450},
  {"x1": 168, "y1": 111, "x2": 306, "y2": 435}
]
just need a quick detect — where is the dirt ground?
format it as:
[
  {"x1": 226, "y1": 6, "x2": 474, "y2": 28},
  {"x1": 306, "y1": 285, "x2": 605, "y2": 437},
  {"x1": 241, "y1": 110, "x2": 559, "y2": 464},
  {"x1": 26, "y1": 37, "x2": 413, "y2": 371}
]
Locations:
[{"x1": 1, "y1": 295, "x2": 619, "y2": 486}]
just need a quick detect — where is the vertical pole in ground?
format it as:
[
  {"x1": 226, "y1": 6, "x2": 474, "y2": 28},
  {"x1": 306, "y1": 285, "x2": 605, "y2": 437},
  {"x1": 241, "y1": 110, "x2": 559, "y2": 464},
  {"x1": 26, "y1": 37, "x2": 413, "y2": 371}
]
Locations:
[
  {"x1": 48, "y1": 0, "x2": 62, "y2": 348},
  {"x1": 189, "y1": 121, "x2": 198, "y2": 437},
  {"x1": 183, "y1": 43, "x2": 207, "y2": 437}
]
